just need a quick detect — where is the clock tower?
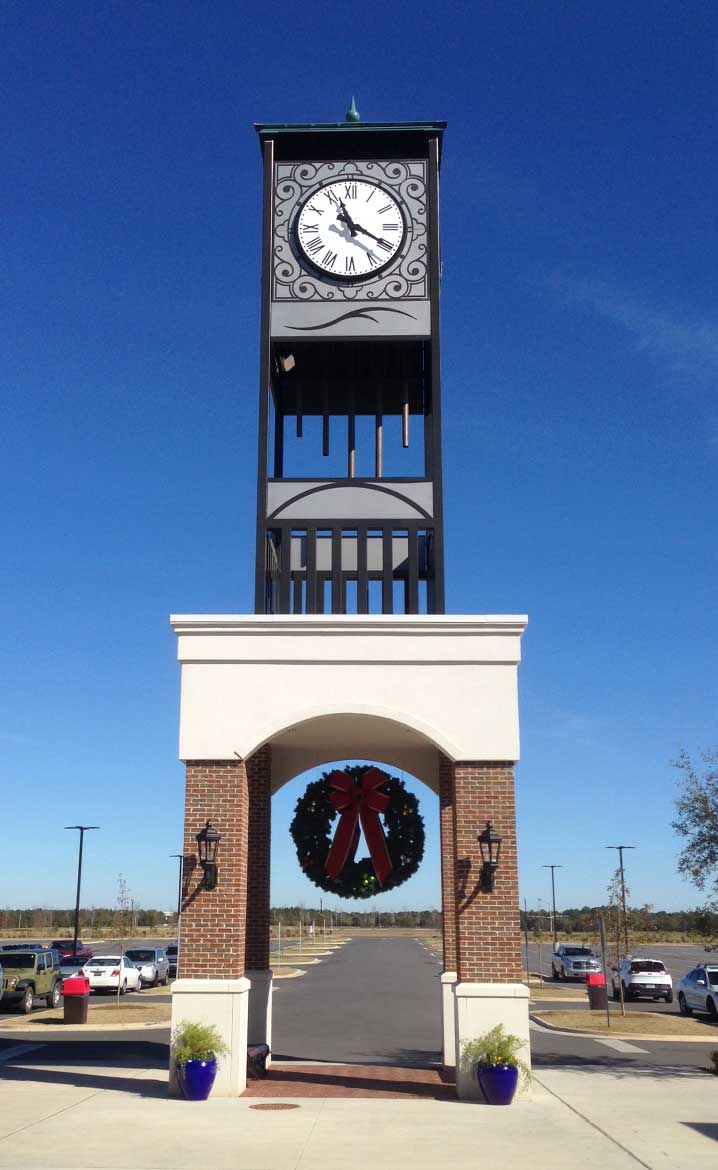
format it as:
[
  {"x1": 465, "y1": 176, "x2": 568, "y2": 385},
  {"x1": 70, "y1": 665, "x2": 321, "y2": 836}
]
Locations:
[
  {"x1": 254, "y1": 103, "x2": 445, "y2": 615},
  {"x1": 170, "y1": 103, "x2": 529, "y2": 1103}
]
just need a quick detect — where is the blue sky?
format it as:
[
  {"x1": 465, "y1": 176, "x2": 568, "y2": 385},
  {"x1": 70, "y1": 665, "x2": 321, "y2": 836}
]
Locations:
[{"x1": 2, "y1": 2, "x2": 716, "y2": 915}]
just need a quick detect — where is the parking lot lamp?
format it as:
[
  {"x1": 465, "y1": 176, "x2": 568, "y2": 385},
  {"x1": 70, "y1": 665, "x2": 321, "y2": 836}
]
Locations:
[
  {"x1": 64, "y1": 825, "x2": 99, "y2": 956},
  {"x1": 170, "y1": 853, "x2": 185, "y2": 975},
  {"x1": 542, "y1": 864, "x2": 563, "y2": 944}
]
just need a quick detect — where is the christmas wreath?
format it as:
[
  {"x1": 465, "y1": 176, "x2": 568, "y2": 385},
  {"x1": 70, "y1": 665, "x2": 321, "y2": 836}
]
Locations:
[{"x1": 290, "y1": 764, "x2": 425, "y2": 900}]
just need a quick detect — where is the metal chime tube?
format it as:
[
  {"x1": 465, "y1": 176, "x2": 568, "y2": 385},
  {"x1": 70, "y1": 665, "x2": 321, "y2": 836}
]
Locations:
[
  {"x1": 348, "y1": 387, "x2": 356, "y2": 477},
  {"x1": 375, "y1": 388, "x2": 383, "y2": 477},
  {"x1": 322, "y1": 382, "x2": 329, "y2": 456}
]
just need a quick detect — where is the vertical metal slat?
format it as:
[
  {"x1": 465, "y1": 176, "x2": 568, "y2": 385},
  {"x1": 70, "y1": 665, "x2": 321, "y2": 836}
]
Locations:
[
  {"x1": 382, "y1": 528, "x2": 393, "y2": 614},
  {"x1": 331, "y1": 527, "x2": 342, "y2": 614},
  {"x1": 357, "y1": 524, "x2": 368, "y2": 614}
]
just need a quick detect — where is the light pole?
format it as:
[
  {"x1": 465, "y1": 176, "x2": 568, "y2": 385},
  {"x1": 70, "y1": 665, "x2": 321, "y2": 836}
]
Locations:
[
  {"x1": 542, "y1": 865, "x2": 563, "y2": 944},
  {"x1": 64, "y1": 825, "x2": 99, "y2": 956},
  {"x1": 170, "y1": 854, "x2": 185, "y2": 976},
  {"x1": 606, "y1": 844, "x2": 635, "y2": 953}
]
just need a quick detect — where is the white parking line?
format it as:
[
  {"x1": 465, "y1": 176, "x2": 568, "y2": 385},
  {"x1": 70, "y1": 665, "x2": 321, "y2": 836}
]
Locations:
[
  {"x1": 593, "y1": 1037, "x2": 648, "y2": 1054},
  {"x1": 0, "y1": 1042, "x2": 44, "y2": 1065}
]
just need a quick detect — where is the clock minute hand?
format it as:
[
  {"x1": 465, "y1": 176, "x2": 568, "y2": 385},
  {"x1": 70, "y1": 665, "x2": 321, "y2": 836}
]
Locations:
[{"x1": 351, "y1": 221, "x2": 387, "y2": 246}]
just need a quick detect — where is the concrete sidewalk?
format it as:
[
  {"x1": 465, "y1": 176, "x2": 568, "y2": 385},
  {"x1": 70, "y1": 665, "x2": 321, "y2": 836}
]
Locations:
[{"x1": 0, "y1": 1050, "x2": 716, "y2": 1169}]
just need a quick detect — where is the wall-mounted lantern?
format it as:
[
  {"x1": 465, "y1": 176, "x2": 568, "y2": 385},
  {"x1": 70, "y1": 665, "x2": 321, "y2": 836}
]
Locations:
[
  {"x1": 478, "y1": 821, "x2": 502, "y2": 893},
  {"x1": 196, "y1": 820, "x2": 222, "y2": 890}
]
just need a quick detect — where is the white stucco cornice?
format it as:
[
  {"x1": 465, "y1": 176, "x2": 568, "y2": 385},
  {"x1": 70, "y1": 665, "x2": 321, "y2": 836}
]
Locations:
[
  {"x1": 170, "y1": 613, "x2": 528, "y2": 780},
  {"x1": 170, "y1": 614, "x2": 528, "y2": 666}
]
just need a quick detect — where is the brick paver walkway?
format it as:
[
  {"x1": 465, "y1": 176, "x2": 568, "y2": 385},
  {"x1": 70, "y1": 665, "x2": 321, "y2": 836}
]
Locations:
[{"x1": 243, "y1": 1062, "x2": 456, "y2": 1100}]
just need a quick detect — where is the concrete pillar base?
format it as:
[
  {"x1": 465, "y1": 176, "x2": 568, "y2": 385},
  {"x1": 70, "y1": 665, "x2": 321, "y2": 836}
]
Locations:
[
  {"x1": 441, "y1": 971, "x2": 457, "y2": 1068},
  {"x1": 453, "y1": 982, "x2": 530, "y2": 1100},
  {"x1": 170, "y1": 977, "x2": 250, "y2": 1097},
  {"x1": 246, "y1": 968, "x2": 273, "y2": 1058}
]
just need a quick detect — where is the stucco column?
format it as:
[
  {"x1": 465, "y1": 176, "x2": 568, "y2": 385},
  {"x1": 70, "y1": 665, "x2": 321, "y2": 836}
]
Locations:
[
  {"x1": 438, "y1": 752, "x2": 458, "y2": 1067},
  {"x1": 451, "y1": 761, "x2": 529, "y2": 1099},
  {"x1": 245, "y1": 745, "x2": 273, "y2": 1053}
]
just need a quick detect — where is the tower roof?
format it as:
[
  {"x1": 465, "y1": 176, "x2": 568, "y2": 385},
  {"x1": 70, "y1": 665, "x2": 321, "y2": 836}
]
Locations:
[{"x1": 254, "y1": 117, "x2": 446, "y2": 160}]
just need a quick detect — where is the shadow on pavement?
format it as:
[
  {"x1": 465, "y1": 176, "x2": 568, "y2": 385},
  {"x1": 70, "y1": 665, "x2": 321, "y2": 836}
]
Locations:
[
  {"x1": 533, "y1": 1052, "x2": 713, "y2": 1079},
  {"x1": 0, "y1": 1065, "x2": 167, "y2": 1098},
  {"x1": 682, "y1": 1121, "x2": 718, "y2": 1141},
  {"x1": 272, "y1": 1048, "x2": 442, "y2": 1068}
]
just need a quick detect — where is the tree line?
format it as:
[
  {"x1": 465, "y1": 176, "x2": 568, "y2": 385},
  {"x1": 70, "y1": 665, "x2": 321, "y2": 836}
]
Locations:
[{"x1": 520, "y1": 904, "x2": 718, "y2": 936}]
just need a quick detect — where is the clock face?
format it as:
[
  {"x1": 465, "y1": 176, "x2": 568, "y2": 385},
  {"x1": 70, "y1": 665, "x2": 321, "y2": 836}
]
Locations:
[{"x1": 295, "y1": 178, "x2": 405, "y2": 280}]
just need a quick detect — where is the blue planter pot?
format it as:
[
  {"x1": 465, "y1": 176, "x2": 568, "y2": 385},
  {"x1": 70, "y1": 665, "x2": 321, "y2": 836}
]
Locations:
[
  {"x1": 179, "y1": 1058, "x2": 218, "y2": 1100},
  {"x1": 476, "y1": 1063, "x2": 519, "y2": 1105}
]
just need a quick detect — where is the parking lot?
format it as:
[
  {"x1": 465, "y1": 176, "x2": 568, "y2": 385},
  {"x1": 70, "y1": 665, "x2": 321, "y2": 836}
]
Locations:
[{"x1": 526, "y1": 941, "x2": 717, "y2": 1015}]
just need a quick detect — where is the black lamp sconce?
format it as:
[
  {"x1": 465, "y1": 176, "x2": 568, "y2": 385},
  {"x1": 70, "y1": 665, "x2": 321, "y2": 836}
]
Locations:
[
  {"x1": 196, "y1": 820, "x2": 222, "y2": 890},
  {"x1": 478, "y1": 821, "x2": 502, "y2": 893}
]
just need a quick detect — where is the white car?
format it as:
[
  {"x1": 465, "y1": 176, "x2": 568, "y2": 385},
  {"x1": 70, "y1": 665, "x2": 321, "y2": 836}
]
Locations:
[
  {"x1": 611, "y1": 957, "x2": 673, "y2": 1003},
  {"x1": 676, "y1": 964, "x2": 718, "y2": 1018},
  {"x1": 124, "y1": 947, "x2": 170, "y2": 988},
  {"x1": 82, "y1": 955, "x2": 142, "y2": 995}
]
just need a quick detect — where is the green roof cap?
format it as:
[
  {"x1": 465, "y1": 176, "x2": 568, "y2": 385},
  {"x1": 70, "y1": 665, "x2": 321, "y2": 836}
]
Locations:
[{"x1": 254, "y1": 119, "x2": 446, "y2": 137}]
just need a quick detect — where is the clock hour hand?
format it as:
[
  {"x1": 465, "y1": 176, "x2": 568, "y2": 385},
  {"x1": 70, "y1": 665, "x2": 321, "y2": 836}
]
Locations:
[{"x1": 336, "y1": 200, "x2": 358, "y2": 237}]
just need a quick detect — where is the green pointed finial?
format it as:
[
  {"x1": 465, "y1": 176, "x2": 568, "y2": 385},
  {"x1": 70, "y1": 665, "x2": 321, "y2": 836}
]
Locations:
[{"x1": 345, "y1": 96, "x2": 360, "y2": 123}]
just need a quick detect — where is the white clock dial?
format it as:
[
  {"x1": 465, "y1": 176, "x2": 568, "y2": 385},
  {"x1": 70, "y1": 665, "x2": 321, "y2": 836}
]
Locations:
[{"x1": 296, "y1": 179, "x2": 405, "y2": 279}]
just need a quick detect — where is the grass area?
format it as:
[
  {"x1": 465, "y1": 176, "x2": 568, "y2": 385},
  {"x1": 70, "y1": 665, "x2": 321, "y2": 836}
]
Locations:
[
  {"x1": 534, "y1": 1008, "x2": 718, "y2": 1037},
  {"x1": 0, "y1": 1002, "x2": 171, "y2": 1028},
  {"x1": 529, "y1": 986, "x2": 585, "y2": 1001}
]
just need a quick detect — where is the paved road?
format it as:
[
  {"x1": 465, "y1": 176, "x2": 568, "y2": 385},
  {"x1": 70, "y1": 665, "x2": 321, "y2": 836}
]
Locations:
[{"x1": 273, "y1": 936, "x2": 443, "y2": 1065}]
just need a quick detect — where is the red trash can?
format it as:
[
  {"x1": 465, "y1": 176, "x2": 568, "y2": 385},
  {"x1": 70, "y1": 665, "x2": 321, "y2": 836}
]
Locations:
[
  {"x1": 586, "y1": 972, "x2": 607, "y2": 1011},
  {"x1": 63, "y1": 975, "x2": 90, "y2": 1024}
]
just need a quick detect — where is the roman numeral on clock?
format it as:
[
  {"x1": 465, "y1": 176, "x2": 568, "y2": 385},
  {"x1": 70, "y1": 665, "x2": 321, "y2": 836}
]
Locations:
[
  {"x1": 383, "y1": 223, "x2": 399, "y2": 232},
  {"x1": 344, "y1": 183, "x2": 357, "y2": 199},
  {"x1": 308, "y1": 204, "x2": 323, "y2": 215},
  {"x1": 377, "y1": 239, "x2": 393, "y2": 253},
  {"x1": 320, "y1": 249, "x2": 337, "y2": 270},
  {"x1": 325, "y1": 189, "x2": 340, "y2": 206},
  {"x1": 378, "y1": 203, "x2": 393, "y2": 214},
  {"x1": 345, "y1": 256, "x2": 356, "y2": 273},
  {"x1": 305, "y1": 237, "x2": 323, "y2": 255},
  {"x1": 302, "y1": 223, "x2": 319, "y2": 232}
]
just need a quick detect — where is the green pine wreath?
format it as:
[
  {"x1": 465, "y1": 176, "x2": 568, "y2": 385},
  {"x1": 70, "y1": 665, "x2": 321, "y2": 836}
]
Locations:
[{"x1": 290, "y1": 764, "x2": 425, "y2": 900}]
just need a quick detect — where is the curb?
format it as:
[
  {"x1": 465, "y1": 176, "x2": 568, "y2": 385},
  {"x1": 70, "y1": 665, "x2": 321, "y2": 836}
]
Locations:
[
  {"x1": 530, "y1": 1011, "x2": 718, "y2": 1043},
  {"x1": 0, "y1": 1018, "x2": 170, "y2": 1035}
]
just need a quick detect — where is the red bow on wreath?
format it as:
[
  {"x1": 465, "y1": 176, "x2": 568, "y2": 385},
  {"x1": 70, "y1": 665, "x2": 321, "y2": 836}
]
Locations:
[{"x1": 324, "y1": 768, "x2": 393, "y2": 886}]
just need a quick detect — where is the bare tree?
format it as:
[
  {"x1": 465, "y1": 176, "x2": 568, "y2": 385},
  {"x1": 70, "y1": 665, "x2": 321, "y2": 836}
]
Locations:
[{"x1": 115, "y1": 875, "x2": 130, "y2": 1005}]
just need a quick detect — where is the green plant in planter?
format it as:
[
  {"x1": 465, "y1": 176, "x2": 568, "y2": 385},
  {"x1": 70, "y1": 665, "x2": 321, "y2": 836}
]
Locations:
[
  {"x1": 172, "y1": 1021, "x2": 228, "y2": 1067},
  {"x1": 460, "y1": 1023, "x2": 531, "y2": 1082}
]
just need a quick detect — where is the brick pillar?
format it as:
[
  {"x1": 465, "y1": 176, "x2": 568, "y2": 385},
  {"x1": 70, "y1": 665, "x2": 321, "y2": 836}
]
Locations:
[
  {"x1": 451, "y1": 761, "x2": 529, "y2": 1097},
  {"x1": 179, "y1": 759, "x2": 248, "y2": 979},
  {"x1": 453, "y1": 762, "x2": 522, "y2": 983},
  {"x1": 245, "y1": 744, "x2": 271, "y2": 970},
  {"x1": 438, "y1": 752, "x2": 457, "y2": 972}
]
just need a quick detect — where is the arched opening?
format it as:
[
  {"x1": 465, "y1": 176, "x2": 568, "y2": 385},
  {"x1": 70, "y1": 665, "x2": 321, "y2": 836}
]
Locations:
[{"x1": 268, "y1": 757, "x2": 442, "y2": 1066}]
